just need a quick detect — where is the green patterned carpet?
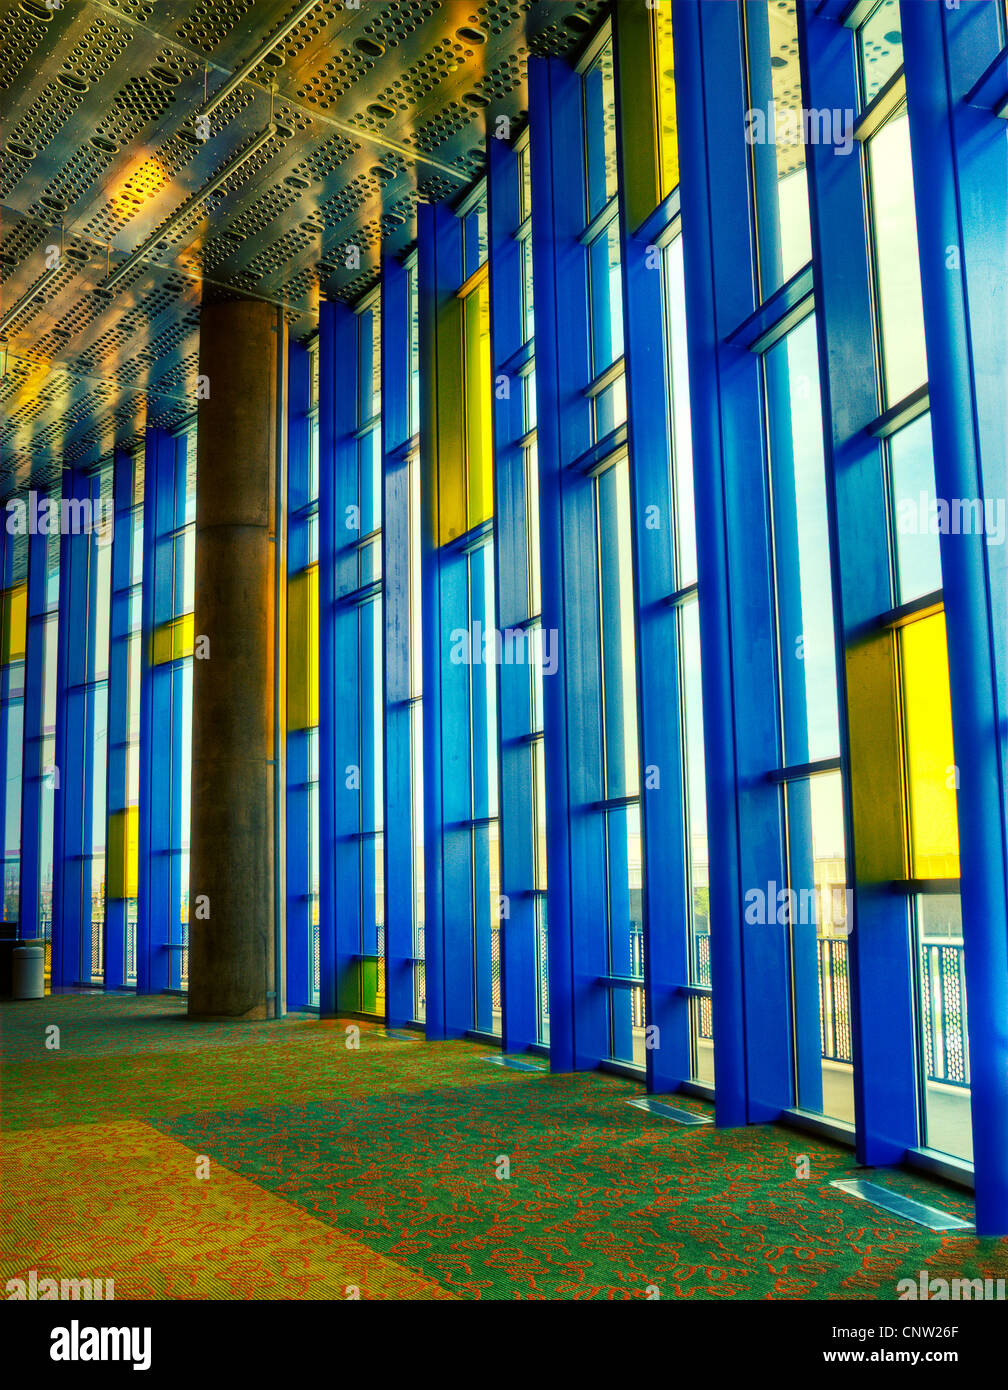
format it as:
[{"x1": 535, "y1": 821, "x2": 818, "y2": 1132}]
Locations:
[{"x1": 2, "y1": 993, "x2": 1005, "y2": 1300}]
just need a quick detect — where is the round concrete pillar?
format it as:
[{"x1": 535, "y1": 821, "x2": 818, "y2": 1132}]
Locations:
[{"x1": 188, "y1": 297, "x2": 283, "y2": 1019}]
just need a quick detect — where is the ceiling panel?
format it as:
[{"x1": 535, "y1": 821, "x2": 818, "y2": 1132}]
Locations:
[{"x1": 0, "y1": 0, "x2": 603, "y2": 493}]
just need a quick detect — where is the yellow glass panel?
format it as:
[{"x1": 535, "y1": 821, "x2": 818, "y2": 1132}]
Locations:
[
  {"x1": 173, "y1": 613, "x2": 194, "y2": 660},
  {"x1": 287, "y1": 565, "x2": 318, "y2": 731},
  {"x1": 106, "y1": 806, "x2": 138, "y2": 901},
  {"x1": 615, "y1": 2, "x2": 677, "y2": 229},
  {"x1": 464, "y1": 278, "x2": 494, "y2": 533},
  {"x1": 152, "y1": 615, "x2": 194, "y2": 666},
  {"x1": 654, "y1": 3, "x2": 678, "y2": 197},
  {"x1": 901, "y1": 612, "x2": 960, "y2": 879},
  {"x1": 845, "y1": 631, "x2": 906, "y2": 883},
  {"x1": 1, "y1": 583, "x2": 27, "y2": 664},
  {"x1": 151, "y1": 622, "x2": 172, "y2": 667},
  {"x1": 435, "y1": 295, "x2": 467, "y2": 546}
]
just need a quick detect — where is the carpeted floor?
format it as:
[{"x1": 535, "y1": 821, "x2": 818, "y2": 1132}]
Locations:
[{"x1": 2, "y1": 993, "x2": 1005, "y2": 1300}]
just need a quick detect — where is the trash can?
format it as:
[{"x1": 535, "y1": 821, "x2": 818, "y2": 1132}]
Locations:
[{"x1": 12, "y1": 943, "x2": 45, "y2": 1000}]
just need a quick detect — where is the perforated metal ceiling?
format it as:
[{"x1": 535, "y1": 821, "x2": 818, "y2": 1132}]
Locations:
[{"x1": 0, "y1": 0, "x2": 603, "y2": 494}]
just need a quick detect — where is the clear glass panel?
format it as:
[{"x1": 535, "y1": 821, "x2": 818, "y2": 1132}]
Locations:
[
  {"x1": 408, "y1": 262, "x2": 420, "y2": 435},
  {"x1": 765, "y1": 315, "x2": 840, "y2": 765},
  {"x1": 463, "y1": 194, "x2": 488, "y2": 278},
  {"x1": 519, "y1": 141, "x2": 532, "y2": 223},
  {"x1": 358, "y1": 429, "x2": 382, "y2": 538},
  {"x1": 410, "y1": 698, "x2": 425, "y2": 1024},
  {"x1": 588, "y1": 218, "x2": 624, "y2": 378},
  {"x1": 606, "y1": 802, "x2": 645, "y2": 1067},
  {"x1": 583, "y1": 39, "x2": 618, "y2": 222},
  {"x1": 663, "y1": 235, "x2": 696, "y2": 588},
  {"x1": 597, "y1": 456, "x2": 639, "y2": 799},
  {"x1": 525, "y1": 441, "x2": 541, "y2": 620},
  {"x1": 593, "y1": 372, "x2": 626, "y2": 442},
  {"x1": 785, "y1": 771, "x2": 854, "y2": 1123},
  {"x1": 520, "y1": 233, "x2": 535, "y2": 344},
  {"x1": 914, "y1": 894, "x2": 971, "y2": 1161},
  {"x1": 681, "y1": 597, "x2": 710, "y2": 981},
  {"x1": 532, "y1": 737, "x2": 547, "y2": 892},
  {"x1": 867, "y1": 111, "x2": 928, "y2": 407},
  {"x1": 890, "y1": 413, "x2": 944, "y2": 604},
  {"x1": 534, "y1": 893, "x2": 549, "y2": 1045},
  {"x1": 858, "y1": 0, "x2": 904, "y2": 108},
  {"x1": 746, "y1": 0, "x2": 812, "y2": 296},
  {"x1": 408, "y1": 450, "x2": 422, "y2": 700}
]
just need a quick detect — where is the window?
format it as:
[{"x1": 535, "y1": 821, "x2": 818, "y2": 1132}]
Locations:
[
  {"x1": 865, "y1": 110, "x2": 928, "y2": 407},
  {"x1": 765, "y1": 315, "x2": 841, "y2": 767},
  {"x1": 764, "y1": 314, "x2": 850, "y2": 1122},
  {"x1": 288, "y1": 337, "x2": 321, "y2": 1005},
  {"x1": 744, "y1": 0, "x2": 813, "y2": 297},
  {"x1": 347, "y1": 296, "x2": 385, "y2": 1015},
  {"x1": 148, "y1": 430, "x2": 196, "y2": 988},
  {"x1": 857, "y1": 0, "x2": 903, "y2": 108},
  {"x1": 583, "y1": 37, "x2": 627, "y2": 444},
  {"x1": 515, "y1": 131, "x2": 548, "y2": 1044},
  {"x1": 851, "y1": 0, "x2": 968, "y2": 1161}
]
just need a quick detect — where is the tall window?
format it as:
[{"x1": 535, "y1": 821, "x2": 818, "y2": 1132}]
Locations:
[
  {"x1": 22, "y1": 522, "x2": 60, "y2": 980},
  {"x1": 348, "y1": 294, "x2": 385, "y2": 1015},
  {"x1": 853, "y1": 3, "x2": 967, "y2": 1161},
  {"x1": 107, "y1": 451, "x2": 144, "y2": 986},
  {"x1": 581, "y1": 34, "x2": 642, "y2": 1065},
  {"x1": 288, "y1": 338, "x2": 320, "y2": 1005},
  {"x1": 661, "y1": 231, "x2": 712, "y2": 1083},
  {"x1": 59, "y1": 463, "x2": 112, "y2": 984},
  {"x1": 583, "y1": 40, "x2": 626, "y2": 442},
  {"x1": 763, "y1": 313, "x2": 850, "y2": 1122},
  {"x1": 453, "y1": 188, "x2": 501, "y2": 1037},
  {"x1": 518, "y1": 134, "x2": 549, "y2": 1045},
  {"x1": 0, "y1": 534, "x2": 27, "y2": 928},
  {"x1": 406, "y1": 255, "x2": 425, "y2": 1022},
  {"x1": 148, "y1": 427, "x2": 196, "y2": 988}
]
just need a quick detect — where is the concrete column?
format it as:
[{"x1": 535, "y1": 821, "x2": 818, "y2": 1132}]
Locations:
[{"x1": 188, "y1": 298, "x2": 284, "y2": 1019}]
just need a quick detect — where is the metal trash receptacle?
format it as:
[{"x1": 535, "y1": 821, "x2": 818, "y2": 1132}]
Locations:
[{"x1": 12, "y1": 943, "x2": 45, "y2": 1000}]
